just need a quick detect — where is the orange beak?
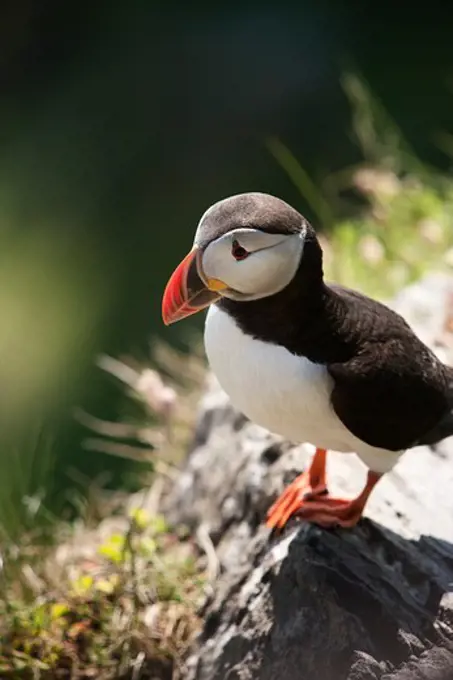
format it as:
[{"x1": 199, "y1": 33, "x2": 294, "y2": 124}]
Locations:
[{"x1": 161, "y1": 246, "x2": 227, "y2": 326}]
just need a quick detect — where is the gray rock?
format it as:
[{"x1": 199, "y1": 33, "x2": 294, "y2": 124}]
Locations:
[{"x1": 164, "y1": 272, "x2": 453, "y2": 680}]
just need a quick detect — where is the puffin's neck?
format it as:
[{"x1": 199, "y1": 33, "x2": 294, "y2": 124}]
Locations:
[{"x1": 217, "y1": 231, "x2": 354, "y2": 364}]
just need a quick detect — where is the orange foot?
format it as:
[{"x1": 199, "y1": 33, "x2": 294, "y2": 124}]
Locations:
[
  {"x1": 266, "y1": 448, "x2": 328, "y2": 530},
  {"x1": 266, "y1": 448, "x2": 381, "y2": 530},
  {"x1": 293, "y1": 493, "x2": 373, "y2": 528}
]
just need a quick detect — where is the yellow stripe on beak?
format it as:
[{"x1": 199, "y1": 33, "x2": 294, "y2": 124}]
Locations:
[{"x1": 207, "y1": 278, "x2": 228, "y2": 292}]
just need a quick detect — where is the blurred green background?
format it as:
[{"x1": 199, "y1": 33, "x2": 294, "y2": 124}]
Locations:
[{"x1": 2, "y1": 1, "x2": 453, "y2": 534}]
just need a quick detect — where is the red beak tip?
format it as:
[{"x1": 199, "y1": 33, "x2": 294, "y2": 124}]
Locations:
[
  {"x1": 161, "y1": 248, "x2": 204, "y2": 326},
  {"x1": 161, "y1": 306, "x2": 172, "y2": 326}
]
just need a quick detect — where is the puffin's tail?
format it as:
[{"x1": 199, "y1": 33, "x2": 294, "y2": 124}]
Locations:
[
  {"x1": 418, "y1": 411, "x2": 453, "y2": 446},
  {"x1": 417, "y1": 366, "x2": 453, "y2": 446}
]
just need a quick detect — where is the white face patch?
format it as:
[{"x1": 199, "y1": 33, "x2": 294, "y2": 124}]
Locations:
[{"x1": 198, "y1": 227, "x2": 305, "y2": 301}]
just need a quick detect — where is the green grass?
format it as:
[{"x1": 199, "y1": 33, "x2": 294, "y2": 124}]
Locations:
[
  {"x1": 0, "y1": 342, "x2": 208, "y2": 680},
  {"x1": 324, "y1": 167, "x2": 453, "y2": 298},
  {"x1": 0, "y1": 508, "x2": 204, "y2": 680},
  {"x1": 267, "y1": 74, "x2": 453, "y2": 301},
  {"x1": 268, "y1": 138, "x2": 453, "y2": 298}
]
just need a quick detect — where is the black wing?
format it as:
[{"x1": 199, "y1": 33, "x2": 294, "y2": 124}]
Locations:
[{"x1": 326, "y1": 284, "x2": 450, "y2": 451}]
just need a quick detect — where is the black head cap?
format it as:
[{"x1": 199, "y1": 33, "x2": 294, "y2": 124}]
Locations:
[{"x1": 194, "y1": 192, "x2": 307, "y2": 248}]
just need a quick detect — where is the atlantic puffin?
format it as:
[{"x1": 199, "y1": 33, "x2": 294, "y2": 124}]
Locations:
[{"x1": 161, "y1": 192, "x2": 453, "y2": 529}]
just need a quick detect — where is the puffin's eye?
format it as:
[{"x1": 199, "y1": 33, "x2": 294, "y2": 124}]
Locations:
[{"x1": 231, "y1": 239, "x2": 249, "y2": 261}]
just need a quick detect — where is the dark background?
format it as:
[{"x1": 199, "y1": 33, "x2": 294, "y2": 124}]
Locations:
[{"x1": 2, "y1": 1, "x2": 453, "y2": 522}]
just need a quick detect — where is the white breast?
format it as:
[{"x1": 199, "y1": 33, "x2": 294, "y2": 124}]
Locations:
[{"x1": 203, "y1": 305, "x2": 402, "y2": 474}]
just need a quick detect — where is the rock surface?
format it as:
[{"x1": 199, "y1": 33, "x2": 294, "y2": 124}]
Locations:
[{"x1": 164, "y1": 272, "x2": 453, "y2": 680}]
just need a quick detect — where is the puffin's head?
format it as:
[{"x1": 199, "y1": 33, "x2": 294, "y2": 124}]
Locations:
[{"x1": 161, "y1": 192, "x2": 309, "y2": 325}]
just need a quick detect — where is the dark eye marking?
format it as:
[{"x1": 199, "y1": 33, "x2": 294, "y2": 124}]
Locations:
[{"x1": 231, "y1": 239, "x2": 249, "y2": 261}]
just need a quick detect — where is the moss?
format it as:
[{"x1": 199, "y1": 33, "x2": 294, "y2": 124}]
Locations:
[{"x1": 0, "y1": 508, "x2": 204, "y2": 679}]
